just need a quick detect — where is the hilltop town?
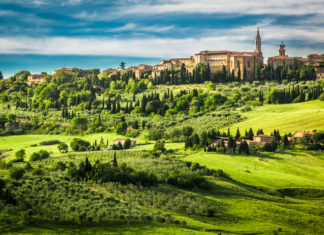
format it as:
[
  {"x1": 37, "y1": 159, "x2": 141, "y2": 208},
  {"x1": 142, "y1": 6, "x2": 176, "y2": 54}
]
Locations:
[{"x1": 27, "y1": 29, "x2": 324, "y2": 86}]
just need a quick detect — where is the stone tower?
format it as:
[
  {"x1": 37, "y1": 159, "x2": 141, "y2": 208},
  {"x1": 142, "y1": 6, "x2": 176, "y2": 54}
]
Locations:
[
  {"x1": 279, "y1": 41, "x2": 286, "y2": 56},
  {"x1": 254, "y1": 28, "x2": 262, "y2": 54}
]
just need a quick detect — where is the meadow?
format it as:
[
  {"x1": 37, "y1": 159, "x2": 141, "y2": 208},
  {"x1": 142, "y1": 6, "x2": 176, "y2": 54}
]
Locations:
[
  {"x1": 0, "y1": 74, "x2": 323, "y2": 234},
  {"x1": 222, "y1": 100, "x2": 324, "y2": 135},
  {"x1": 1, "y1": 137, "x2": 324, "y2": 234}
]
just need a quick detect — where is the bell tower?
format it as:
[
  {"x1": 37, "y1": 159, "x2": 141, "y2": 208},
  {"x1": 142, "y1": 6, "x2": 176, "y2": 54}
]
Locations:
[
  {"x1": 254, "y1": 28, "x2": 262, "y2": 54},
  {"x1": 279, "y1": 41, "x2": 286, "y2": 57}
]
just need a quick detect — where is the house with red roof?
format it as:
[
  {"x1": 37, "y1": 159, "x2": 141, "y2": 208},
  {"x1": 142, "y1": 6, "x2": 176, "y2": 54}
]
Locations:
[{"x1": 290, "y1": 131, "x2": 314, "y2": 144}]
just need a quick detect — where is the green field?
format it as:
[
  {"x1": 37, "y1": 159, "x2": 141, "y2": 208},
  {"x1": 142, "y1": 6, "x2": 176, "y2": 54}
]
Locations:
[
  {"x1": 222, "y1": 100, "x2": 324, "y2": 134},
  {"x1": 1, "y1": 139, "x2": 324, "y2": 234},
  {"x1": 0, "y1": 133, "x2": 139, "y2": 160},
  {"x1": 184, "y1": 149, "x2": 324, "y2": 189},
  {"x1": 1, "y1": 100, "x2": 324, "y2": 234}
]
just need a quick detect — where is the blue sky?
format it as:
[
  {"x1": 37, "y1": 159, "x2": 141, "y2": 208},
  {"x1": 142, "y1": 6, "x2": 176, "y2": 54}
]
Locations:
[{"x1": 0, "y1": 0, "x2": 324, "y2": 77}]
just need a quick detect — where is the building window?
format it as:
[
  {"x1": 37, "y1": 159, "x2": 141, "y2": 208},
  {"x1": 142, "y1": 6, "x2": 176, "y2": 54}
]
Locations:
[
  {"x1": 248, "y1": 61, "x2": 250, "y2": 68},
  {"x1": 237, "y1": 61, "x2": 240, "y2": 68}
]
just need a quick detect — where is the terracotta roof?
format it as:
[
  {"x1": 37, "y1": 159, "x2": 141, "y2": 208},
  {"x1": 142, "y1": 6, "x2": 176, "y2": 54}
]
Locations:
[
  {"x1": 295, "y1": 131, "x2": 314, "y2": 135},
  {"x1": 308, "y1": 54, "x2": 324, "y2": 57},
  {"x1": 29, "y1": 74, "x2": 44, "y2": 79},
  {"x1": 255, "y1": 135, "x2": 275, "y2": 138},
  {"x1": 170, "y1": 58, "x2": 192, "y2": 61},
  {"x1": 55, "y1": 68, "x2": 75, "y2": 72},
  {"x1": 195, "y1": 50, "x2": 238, "y2": 55},
  {"x1": 268, "y1": 55, "x2": 306, "y2": 60},
  {"x1": 223, "y1": 140, "x2": 241, "y2": 145},
  {"x1": 232, "y1": 52, "x2": 256, "y2": 57}
]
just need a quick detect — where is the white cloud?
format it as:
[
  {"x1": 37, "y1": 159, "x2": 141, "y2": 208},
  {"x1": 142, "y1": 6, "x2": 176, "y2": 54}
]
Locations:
[
  {"x1": 109, "y1": 23, "x2": 137, "y2": 32},
  {"x1": 0, "y1": 34, "x2": 322, "y2": 61},
  {"x1": 62, "y1": 0, "x2": 83, "y2": 6},
  {"x1": 108, "y1": 23, "x2": 174, "y2": 33},
  {"x1": 0, "y1": 10, "x2": 19, "y2": 16},
  {"x1": 0, "y1": 20, "x2": 323, "y2": 60},
  {"x1": 113, "y1": 0, "x2": 324, "y2": 16}
]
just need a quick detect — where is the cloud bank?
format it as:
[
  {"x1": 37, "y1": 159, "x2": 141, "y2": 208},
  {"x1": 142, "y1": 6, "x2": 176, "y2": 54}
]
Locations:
[{"x1": 0, "y1": 0, "x2": 323, "y2": 60}]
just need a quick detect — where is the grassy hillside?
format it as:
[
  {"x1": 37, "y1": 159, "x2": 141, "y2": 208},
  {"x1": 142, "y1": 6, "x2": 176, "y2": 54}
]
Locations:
[
  {"x1": 222, "y1": 100, "x2": 324, "y2": 134},
  {"x1": 0, "y1": 133, "x2": 136, "y2": 159},
  {"x1": 184, "y1": 149, "x2": 324, "y2": 189},
  {"x1": 1, "y1": 86, "x2": 323, "y2": 234},
  {"x1": 1, "y1": 148, "x2": 324, "y2": 234}
]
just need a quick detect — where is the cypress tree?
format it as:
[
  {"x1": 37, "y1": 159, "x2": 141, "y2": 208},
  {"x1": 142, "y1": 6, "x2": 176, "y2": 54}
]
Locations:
[
  {"x1": 112, "y1": 101, "x2": 116, "y2": 113},
  {"x1": 235, "y1": 128, "x2": 241, "y2": 141},
  {"x1": 117, "y1": 102, "x2": 121, "y2": 113},
  {"x1": 113, "y1": 152, "x2": 118, "y2": 167},
  {"x1": 237, "y1": 66, "x2": 241, "y2": 81},
  {"x1": 243, "y1": 66, "x2": 247, "y2": 81}
]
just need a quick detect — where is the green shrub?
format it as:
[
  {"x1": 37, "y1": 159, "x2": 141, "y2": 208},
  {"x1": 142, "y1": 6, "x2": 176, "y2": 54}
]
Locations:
[
  {"x1": 116, "y1": 122, "x2": 127, "y2": 135},
  {"x1": 58, "y1": 142, "x2": 68, "y2": 153},
  {"x1": 206, "y1": 82, "x2": 216, "y2": 90},
  {"x1": 70, "y1": 138, "x2": 90, "y2": 151},
  {"x1": 319, "y1": 92, "x2": 324, "y2": 101},
  {"x1": 146, "y1": 129, "x2": 164, "y2": 140},
  {"x1": 30, "y1": 150, "x2": 50, "y2": 161},
  {"x1": 154, "y1": 140, "x2": 166, "y2": 153},
  {"x1": 9, "y1": 167, "x2": 25, "y2": 180},
  {"x1": 55, "y1": 161, "x2": 67, "y2": 171},
  {"x1": 32, "y1": 168, "x2": 43, "y2": 176},
  {"x1": 12, "y1": 149, "x2": 25, "y2": 163},
  {"x1": 30, "y1": 152, "x2": 41, "y2": 161},
  {"x1": 39, "y1": 140, "x2": 61, "y2": 145}
]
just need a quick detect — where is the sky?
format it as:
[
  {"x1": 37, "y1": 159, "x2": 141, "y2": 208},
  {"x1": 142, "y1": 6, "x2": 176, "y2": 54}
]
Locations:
[{"x1": 0, "y1": 0, "x2": 324, "y2": 77}]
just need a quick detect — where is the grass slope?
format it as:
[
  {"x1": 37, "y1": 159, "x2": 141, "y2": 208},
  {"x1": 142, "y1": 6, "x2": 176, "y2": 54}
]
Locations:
[
  {"x1": 223, "y1": 100, "x2": 324, "y2": 134},
  {"x1": 0, "y1": 133, "x2": 132, "y2": 159},
  {"x1": 1, "y1": 148, "x2": 324, "y2": 234},
  {"x1": 184, "y1": 149, "x2": 324, "y2": 189}
]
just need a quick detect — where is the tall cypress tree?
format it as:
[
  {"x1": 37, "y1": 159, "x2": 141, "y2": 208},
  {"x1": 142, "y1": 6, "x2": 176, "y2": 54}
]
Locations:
[
  {"x1": 235, "y1": 128, "x2": 241, "y2": 141},
  {"x1": 113, "y1": 152, "x2": 118, "y2": 167},
  {"x1": 237, "y1": 66, "x2": 241, "y2": 81}
]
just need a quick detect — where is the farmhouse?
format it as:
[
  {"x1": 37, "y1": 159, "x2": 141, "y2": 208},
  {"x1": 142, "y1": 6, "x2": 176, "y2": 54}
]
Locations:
[
  {"x1": 211, "y1": 137, "x2": 229, "y2": 146},
  {"x1": 223, "y1": 140, "x2": 241, "y2": 148},
  {"x1": 246, "y1": 134, "x2": 276, "y2": 147},
  {"x1": 27, "y1": 74, "x2": 46, "y2": 86},
  {"x1": 290, "y1": 131, "x2": 314, "y2": 144},
  {"x1": 113, "y1": 138, "x2": 136, "y2": 146}
]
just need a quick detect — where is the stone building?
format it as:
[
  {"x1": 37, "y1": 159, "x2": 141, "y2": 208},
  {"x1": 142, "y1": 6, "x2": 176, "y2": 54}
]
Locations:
[
  {"x1": 315, "y1": 67, "x2": 324, "y2": 80},
  {"x1": 169, "y1": 57, "x2": 195, "y2": 72},
  {"x1": 289, "y1": 131, "x2": 314, "y2": 144},
  {"x1": 307, "y1": 54, "x2": 324, "y2": 66},
  {"x1": 27, "y1": 74, "x2": 45, "y2": 87},
  {"x1": 135, "y1": 64, "x2": 153, "y2": 78},
  {"x1": 245, "y1": 134, "x2": 276, "y2": 147},
  {"x1": 230, "y1": 51, "x2": 262, "y2": 80},
  {"x1": 268, "y1": 42, "x2": 307, "y2": 68},
  {"x1": 194, "y1": 50, "x2": 237, "y2": 73},
  {"x1": 194, "y1": 29, "x2": 263, "y2": 80},
  {"x1": 151, "y1": 60, "x2": 173, "y2": 78}
]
